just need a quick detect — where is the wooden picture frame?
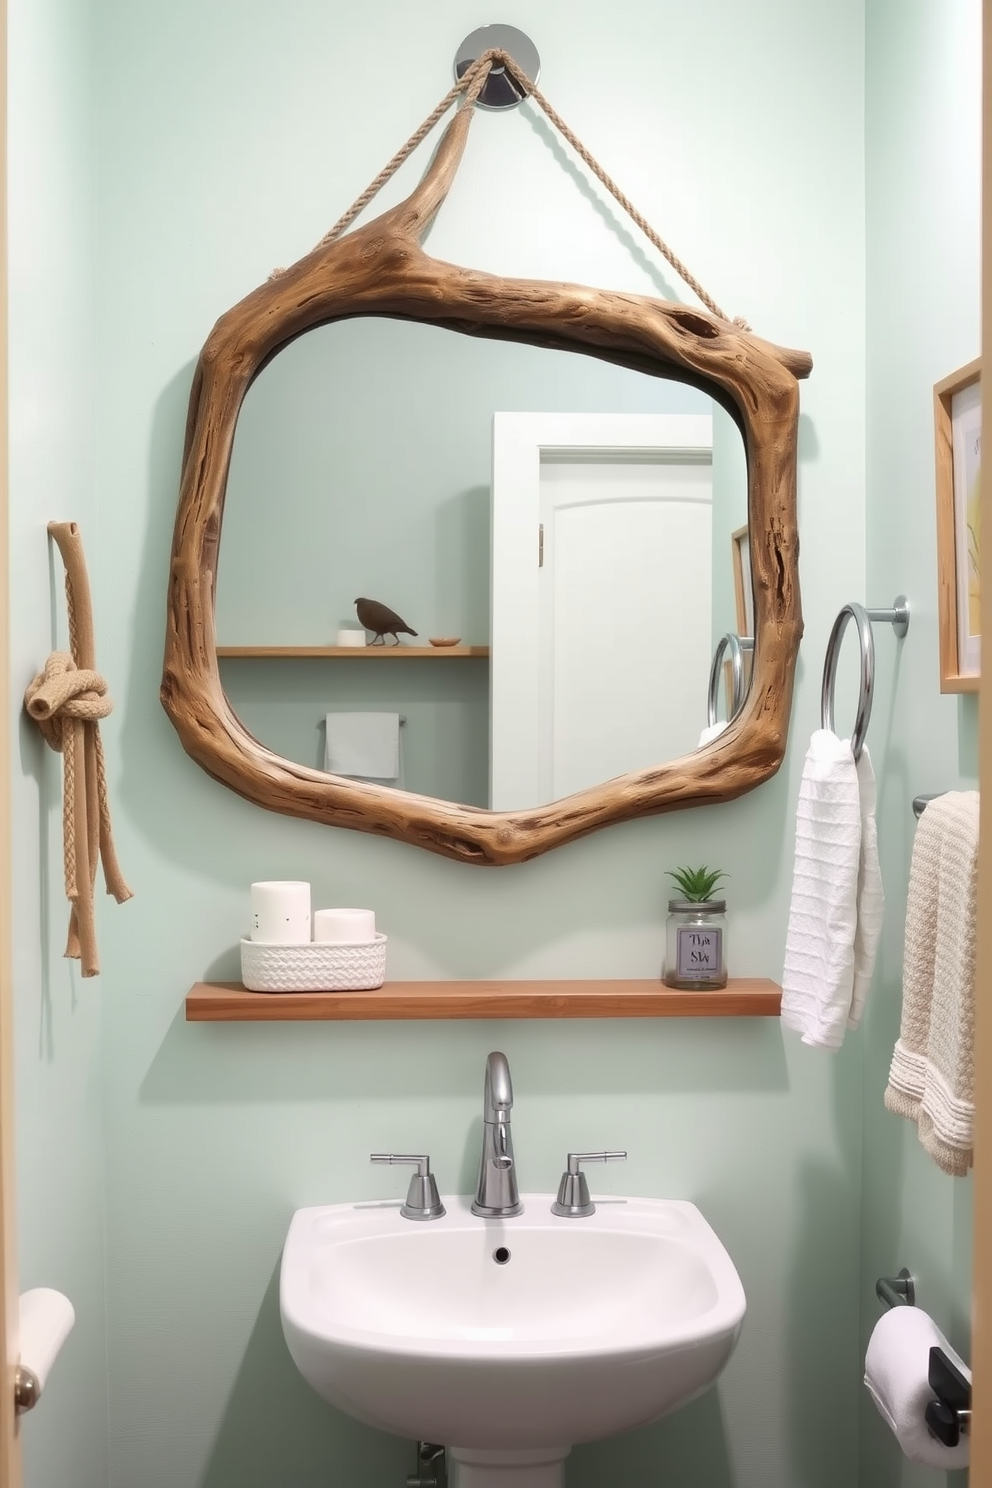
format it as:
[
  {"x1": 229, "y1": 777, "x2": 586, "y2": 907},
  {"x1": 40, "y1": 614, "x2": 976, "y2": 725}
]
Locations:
[
  {"x1": 935, "y1": 357, "x2": 981, "y2": 692},
  {"x1": 161, "y1": 101, "x2": 811, "y2": 865}
]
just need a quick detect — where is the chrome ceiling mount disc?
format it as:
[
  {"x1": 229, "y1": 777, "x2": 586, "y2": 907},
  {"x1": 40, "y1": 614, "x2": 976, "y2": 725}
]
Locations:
[{"x1": 453, "y1": 25, "x2": 541, "y2": 110}]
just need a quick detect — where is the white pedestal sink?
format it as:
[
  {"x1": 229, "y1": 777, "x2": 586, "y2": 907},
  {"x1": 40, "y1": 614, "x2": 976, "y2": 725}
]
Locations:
[{"x1": 280, "y1": 1194, "x2": 745, "y2": 1488}]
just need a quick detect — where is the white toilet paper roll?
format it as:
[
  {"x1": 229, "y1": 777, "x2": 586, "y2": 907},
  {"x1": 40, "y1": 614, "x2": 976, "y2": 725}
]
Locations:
[
  {"x1": 314, "y1": 907, "x2": 376, "y2": 943},
  {"x1": 864, "y1": 1306, "x2": 970, "y2": 1469},
  {"x1": 19, "y1": 1288, "x2": 75, "y2": 1398},
  {"x1": 250, "y1": 881, "x2": 312, "y2": 943}
]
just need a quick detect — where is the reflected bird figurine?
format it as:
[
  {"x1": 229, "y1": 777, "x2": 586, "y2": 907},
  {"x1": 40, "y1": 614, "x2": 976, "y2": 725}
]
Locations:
[{"x1": 355, "y1": 597, "x2": 418, "y2": 646}]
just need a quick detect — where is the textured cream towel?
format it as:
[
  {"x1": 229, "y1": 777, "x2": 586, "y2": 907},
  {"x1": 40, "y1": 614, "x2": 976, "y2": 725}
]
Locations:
[
  {"x1": 884, "y1": 791, "x2": 979, "y2": 1176},
  {"x1": 781, "y1": 731, "x2": 884, "y2": 1050}
]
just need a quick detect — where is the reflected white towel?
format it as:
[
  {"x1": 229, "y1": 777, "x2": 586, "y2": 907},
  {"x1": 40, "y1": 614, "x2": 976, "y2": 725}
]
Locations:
[
  {"x1": 324, "y1": 712, "x2": 400, "y2": 784},
  {"x1": 697, "y1": 721, "x2": 727, "y2": 749},
  {"x1": 781, "y1": 731, "x2": 884, "y2": 1049},
  {"x1": 884, "y1": 791, "x2": 979, "y2": 1176},
  {"x1": 865, "y1": 1306, "x2": 970, "y2": 1469}
]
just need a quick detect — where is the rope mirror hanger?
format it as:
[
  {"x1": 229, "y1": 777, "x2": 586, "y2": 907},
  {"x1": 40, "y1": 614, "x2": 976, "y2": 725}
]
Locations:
[{"x1": 286, "y1": 45, "x2": 749, "y2": 332}]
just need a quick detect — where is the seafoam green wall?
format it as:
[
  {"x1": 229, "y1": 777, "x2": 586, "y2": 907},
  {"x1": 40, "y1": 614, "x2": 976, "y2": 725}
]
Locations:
[
  {"x1": 81, "y1": 2, "x2": 865, "y2": 1485},
  {"x1": 8, "y1": 2, "x2": 110, "y2": 1486},
  {"x1": 861, "y1": 2, "x2": 980, "y2": 1484}
]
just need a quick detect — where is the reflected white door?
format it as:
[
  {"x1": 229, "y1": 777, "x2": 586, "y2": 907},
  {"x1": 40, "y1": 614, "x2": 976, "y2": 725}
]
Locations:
[{"x1": 491, "y1": 414, "x2": 712, "y2": 810}]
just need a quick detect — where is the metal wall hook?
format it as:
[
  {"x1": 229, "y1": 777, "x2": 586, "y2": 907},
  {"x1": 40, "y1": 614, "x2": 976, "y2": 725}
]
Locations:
[
  {"x1": 820, "y1": 595, "x2": 909, "y2": 761},
  {"x1": 453, "y1": 25, "x2": 541, "y2": 110}
]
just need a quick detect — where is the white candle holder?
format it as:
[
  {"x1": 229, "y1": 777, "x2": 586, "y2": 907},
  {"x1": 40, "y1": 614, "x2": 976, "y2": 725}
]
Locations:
[
  {"x1": 250, "y1": 881, "x2": 311, "y2": 943},
  {"x1": 314, "y1": 907, "x2": 376, "y2": 943}
]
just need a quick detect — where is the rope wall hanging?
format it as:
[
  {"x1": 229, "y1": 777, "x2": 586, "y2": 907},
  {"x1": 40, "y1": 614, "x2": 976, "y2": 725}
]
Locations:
[{"x1": 24, "y1": 522, "x2": 132, "y2": 977}]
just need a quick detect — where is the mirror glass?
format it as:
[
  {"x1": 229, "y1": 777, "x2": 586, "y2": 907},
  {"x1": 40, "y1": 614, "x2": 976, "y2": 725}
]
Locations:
[{"x1": 215, "y1": 318, "x2": 749, "y2": 810}]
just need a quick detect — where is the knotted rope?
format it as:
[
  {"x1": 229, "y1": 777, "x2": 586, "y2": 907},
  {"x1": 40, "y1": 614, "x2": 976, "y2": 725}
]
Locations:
[
  {"x1": 301, "y1": 47, "x2": 747, "y2": 329},
  {"x1": 24, "y1": 522, "x2": 132, "y2": 977}
]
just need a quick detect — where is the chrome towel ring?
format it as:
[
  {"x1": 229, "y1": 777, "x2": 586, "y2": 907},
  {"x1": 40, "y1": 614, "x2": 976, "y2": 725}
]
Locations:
[
  {"x1": 707, "y1": 632, "x2": 754, "y2": 728},
  {"x1": 820, "y1": 596, "x2": 909, "y2": 760}
]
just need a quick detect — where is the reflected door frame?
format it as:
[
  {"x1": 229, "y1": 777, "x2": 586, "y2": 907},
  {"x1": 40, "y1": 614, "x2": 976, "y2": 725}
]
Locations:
[{"x1": 490, "y1": 412, "x2": 713, "y2": 811}]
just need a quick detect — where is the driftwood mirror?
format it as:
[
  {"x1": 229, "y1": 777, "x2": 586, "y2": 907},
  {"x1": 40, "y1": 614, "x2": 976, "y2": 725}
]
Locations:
[{"x1": 162, "y1": 90, "x2": 811, "y2": 866}]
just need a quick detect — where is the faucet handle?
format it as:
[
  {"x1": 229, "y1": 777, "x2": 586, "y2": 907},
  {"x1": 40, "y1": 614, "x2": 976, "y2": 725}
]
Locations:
[
  {"x1": 551, "y1": 1150, "x2": 627, "y2": 1219},
  {"x1": 370, "y1": 1153, "x2": 446, "y2": 1221}
]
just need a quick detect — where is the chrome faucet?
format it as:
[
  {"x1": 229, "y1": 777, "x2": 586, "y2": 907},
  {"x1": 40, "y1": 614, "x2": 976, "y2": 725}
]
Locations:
[{"x1": 471, "y1": 1051, "x2": 522, "y2": 1217}]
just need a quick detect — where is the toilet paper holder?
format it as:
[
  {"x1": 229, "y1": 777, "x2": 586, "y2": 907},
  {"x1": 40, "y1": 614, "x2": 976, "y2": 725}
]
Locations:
[
  {"x1": 876, "y1": 1269, "x2": 972, "y2": 1446},
  {"x1": 875, "y1": 1269, "x2": 915, "y2": 1308},
  {"x1": 926, "y1": 1347, "x2": 972, "y2": 1447}
]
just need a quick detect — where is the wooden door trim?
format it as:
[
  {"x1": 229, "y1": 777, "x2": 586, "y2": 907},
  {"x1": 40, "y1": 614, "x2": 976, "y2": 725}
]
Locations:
[
  {"x1": 0, "y1": 0, "x2": 21, "y2": 1476},
  {"x1": 971, "y1": 4, "x2": 991, "y2": 1478}
]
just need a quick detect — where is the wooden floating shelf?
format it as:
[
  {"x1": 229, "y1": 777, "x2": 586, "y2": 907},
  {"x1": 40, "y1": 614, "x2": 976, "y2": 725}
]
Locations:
[
  {"x1": 216, "y1": 645, "x2": 489, "y2": 659},
  {"x1": 186, "y1": 978, "x2": 782, "y2": 1023}
]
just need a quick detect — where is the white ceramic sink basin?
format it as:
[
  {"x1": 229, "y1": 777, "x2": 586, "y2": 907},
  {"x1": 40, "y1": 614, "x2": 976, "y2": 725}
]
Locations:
[{"x1": 281, "y1": 1193, "x2": 745, "y2": 1485}]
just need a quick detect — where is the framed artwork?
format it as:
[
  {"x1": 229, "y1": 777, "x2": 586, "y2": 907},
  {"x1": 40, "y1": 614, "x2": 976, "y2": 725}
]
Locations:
[
  {"x1": 934, "y1": 357, "x2": 981, "y2": 692},
  {"x1": 731, "y1": 524, "x2": 753, "y2": 638}
]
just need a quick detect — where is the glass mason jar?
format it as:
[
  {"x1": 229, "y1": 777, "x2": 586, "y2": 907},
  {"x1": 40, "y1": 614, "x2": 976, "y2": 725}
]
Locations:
[{"x1": 664, "y1": 898, "x2": 728, "y2": 989}]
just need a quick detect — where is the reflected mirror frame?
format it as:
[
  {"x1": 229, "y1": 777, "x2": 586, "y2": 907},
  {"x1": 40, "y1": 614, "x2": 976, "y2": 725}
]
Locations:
[{"x1": 161, "y1": 103, "x2": 811, "y2": 866}]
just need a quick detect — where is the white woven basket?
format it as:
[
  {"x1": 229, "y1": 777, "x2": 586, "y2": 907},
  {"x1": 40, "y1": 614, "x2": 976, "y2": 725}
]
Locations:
[{"x1": 240, "y1": 934, "x2": 387, "y2": 993}]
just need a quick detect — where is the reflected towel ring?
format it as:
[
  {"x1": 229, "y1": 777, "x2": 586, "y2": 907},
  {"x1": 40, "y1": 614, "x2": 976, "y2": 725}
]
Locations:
[
  {"x1": 707, "y1": 633, "x2": 754, "y2": 728},
  {"x1": 820, "y1": 596, "x2": 909, "y2": 761}
]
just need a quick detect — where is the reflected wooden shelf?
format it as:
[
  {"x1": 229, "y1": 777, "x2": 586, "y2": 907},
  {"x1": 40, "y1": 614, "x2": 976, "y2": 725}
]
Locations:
[
  {"x1": 216, "y1": 645, "x2": 489, "y2": 658},
  {"x1": 185, "y1": 978, "x2": 782, "y2": 1022}
]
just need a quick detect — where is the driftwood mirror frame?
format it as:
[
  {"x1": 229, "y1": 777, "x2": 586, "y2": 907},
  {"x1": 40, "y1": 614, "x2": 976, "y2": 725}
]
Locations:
[{"x1": 161, "y1": 102, "x2": 811, "y2": 866}]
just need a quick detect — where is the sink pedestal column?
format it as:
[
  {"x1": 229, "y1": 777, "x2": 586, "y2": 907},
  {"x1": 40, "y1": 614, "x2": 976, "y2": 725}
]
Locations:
[{"x1": 447, "y1": 1445, "x2": 570, "y2": 1487}]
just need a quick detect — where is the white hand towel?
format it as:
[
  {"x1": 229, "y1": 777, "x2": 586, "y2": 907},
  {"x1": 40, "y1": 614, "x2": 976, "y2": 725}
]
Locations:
[
  {"x1": 884, "y1": 790, "x2": 979, "y2": 1176},
  {"x1": 864, "y1": 1306, "x2": 970, "y2": 1469},
  {"x1": 781, "y1": 730, "x2": 864, "y2": 1049},
  {"x1": 324, "y1": 712, "x2": 401, "y2": 784}
]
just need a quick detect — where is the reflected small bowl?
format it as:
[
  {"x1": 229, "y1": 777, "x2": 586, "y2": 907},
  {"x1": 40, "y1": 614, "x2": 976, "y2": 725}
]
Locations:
[{"x1": 429, "y1": 637, "x2": 461, "y2": 647}]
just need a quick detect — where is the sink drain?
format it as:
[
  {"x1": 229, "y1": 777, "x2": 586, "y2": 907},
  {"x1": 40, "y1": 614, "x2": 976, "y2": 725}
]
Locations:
[{"x1": 492, "y1": 1246, "x2": 511, "y2": 1265}]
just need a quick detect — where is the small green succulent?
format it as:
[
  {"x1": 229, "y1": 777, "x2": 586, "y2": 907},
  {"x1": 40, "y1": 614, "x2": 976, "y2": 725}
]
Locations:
[{"x1": 666, "y1": 865, "x2": 729, "y2": 902}]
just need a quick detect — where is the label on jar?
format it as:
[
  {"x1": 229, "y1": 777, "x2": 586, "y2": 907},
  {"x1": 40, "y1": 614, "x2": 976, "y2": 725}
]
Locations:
[{"x1": 676, "y1": 925, "x2": 723, "y2": 981}]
